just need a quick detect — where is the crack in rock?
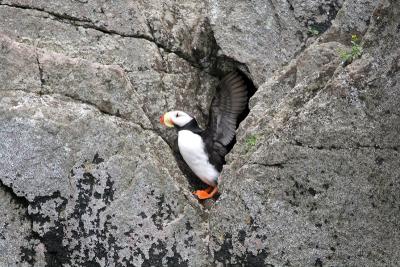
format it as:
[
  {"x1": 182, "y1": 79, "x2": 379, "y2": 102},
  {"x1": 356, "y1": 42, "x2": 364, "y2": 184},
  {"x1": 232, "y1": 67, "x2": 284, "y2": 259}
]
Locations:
[{"x1": 0, "y1": 3, "x2": 210, "y2": 72}]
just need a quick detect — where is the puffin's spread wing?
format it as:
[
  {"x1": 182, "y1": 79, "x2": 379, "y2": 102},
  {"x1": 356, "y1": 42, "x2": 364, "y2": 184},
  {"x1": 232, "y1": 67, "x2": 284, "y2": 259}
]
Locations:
[
  {"x1": 203, "y1": 72, "x2": 247, "y2": 169},
  {"x1": 207, "y1": 72, "x2": 248, "y2": 145}
]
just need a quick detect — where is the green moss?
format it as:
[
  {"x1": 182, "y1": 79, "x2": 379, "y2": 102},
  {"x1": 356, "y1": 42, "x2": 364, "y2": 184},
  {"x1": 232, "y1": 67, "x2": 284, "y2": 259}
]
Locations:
[
  {"x1": 245, "y1": 135, "x2": 258, "y2": 152},
  {"x1": 307, "y1": 26, "x2": 320, "y2": 36}
]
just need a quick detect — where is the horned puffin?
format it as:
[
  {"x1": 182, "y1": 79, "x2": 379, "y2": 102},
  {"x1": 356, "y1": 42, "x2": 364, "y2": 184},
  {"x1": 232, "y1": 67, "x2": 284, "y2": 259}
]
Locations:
[{"x1": 160, "y1": 72, "x2": 247, "y2": 199}]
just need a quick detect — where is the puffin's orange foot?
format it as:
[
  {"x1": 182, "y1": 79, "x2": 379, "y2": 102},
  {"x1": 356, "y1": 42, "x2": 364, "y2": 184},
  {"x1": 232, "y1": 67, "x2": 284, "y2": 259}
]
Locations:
[{"x1": 193, "y1": 187, "x2": 218, "y2": 200}]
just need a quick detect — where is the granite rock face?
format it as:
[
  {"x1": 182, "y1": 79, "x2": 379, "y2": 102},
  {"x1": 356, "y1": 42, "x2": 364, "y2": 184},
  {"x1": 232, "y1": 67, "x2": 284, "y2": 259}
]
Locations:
[
  {"x1": 210, "y1": 0, "x2": 400, "y2": 266},
  {"x1": 209, "y1": 0, "x2": 344, "y2": 85},
  {"x1": 1, "y1": 0, "x2": 399, "y2": 266},
  {"x1": 0, "y1": 90, "x2": 209, "y2": 266}
]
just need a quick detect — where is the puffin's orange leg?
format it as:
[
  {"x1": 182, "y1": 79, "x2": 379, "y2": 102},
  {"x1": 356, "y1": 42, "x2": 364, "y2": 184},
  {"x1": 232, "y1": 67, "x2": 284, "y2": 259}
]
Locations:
[{"x1": 193, "y1": 187, "x2": 218, "y2": 200}]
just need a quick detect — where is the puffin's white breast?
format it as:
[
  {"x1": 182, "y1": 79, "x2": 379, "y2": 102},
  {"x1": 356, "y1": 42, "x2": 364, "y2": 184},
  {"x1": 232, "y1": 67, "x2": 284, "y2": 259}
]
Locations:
[{"x1": 178, "y1": 130, "x2": 219, "y2": 186}]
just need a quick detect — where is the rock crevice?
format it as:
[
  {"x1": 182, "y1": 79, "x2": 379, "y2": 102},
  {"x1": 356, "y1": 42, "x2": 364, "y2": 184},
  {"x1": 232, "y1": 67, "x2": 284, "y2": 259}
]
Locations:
[{"x1": 1, "y1": 0, "x2": 399, "y2": 266}]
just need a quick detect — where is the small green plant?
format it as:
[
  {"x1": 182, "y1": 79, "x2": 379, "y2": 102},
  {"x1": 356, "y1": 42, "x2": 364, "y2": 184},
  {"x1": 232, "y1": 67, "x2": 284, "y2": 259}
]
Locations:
[
  {"x1": 308, "y1": 26, "x2": 320, "y2": 36},
  {"x1": 245, "y1": 135, "x2": 257, "y2": 152},
  {"x1": 339, "y1": 34, "x2": 363, "y2": 64}
]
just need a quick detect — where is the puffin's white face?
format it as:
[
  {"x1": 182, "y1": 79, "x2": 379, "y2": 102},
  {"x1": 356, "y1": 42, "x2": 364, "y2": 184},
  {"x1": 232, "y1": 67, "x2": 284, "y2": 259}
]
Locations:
[{"x1": 160, "y1": 110, "x2": 193, "y2": 128}]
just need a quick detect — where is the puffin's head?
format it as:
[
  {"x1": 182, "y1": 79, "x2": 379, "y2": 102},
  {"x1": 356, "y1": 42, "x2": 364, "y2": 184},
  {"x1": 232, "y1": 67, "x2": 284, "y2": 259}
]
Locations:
[{"x1": 160, "y1": 111, "x2": 193, "y2": 128}]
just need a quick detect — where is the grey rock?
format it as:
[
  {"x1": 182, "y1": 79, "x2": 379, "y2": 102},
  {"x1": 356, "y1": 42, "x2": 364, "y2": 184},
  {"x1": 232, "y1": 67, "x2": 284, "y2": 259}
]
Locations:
[
  {"x1": 1, "y1": 0, "x2": 399, "y2": 266},
  {"x1": 323, "y1": 0, "x2": 380, "y2": 43},
  {"x1": 39, "y1": 48, "x2": 152, "y2": 128},
  {"x1": 0, "y1": 35, "x2": 41, "y2": 93},
  {"x1": 0, "y1": 186, "x2": 43, "y2": 267},
  {"x1": 0, "y1": 3, "x2": 217, "y2": 143},
  {"x1": 0, "y1": 90, "x2": 209, "y2": 266},
  {"x1": 2, "y1": 0, "x2": 214, "y2": 64},
  {"x1": 208, "y1": 0, "x2": 343, "y2": 85},
  {"x1": 210, "y1": 0, "x2": 400, "y2": 266}
]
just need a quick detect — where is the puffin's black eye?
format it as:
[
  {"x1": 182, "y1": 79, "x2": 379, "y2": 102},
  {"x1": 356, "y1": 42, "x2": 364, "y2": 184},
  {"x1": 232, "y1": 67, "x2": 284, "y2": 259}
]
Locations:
[{"x1": 176, "y1": 113, "x2": 180, "y2": 117}]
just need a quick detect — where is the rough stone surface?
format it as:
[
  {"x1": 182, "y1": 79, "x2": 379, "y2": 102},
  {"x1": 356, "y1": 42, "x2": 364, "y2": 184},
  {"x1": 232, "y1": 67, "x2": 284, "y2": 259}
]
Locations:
[
  {"x1": 0, "y1": 90, "x2": 209, "y2": 266},
  {"x1": 1, "y1": 0, "x2": 399, "y2": 266},
  {"x1": 209, "y1": 0, "x2": 344, "y2": 85},
  {"x1": 0, "y1": 186, "x2": 43, "y2": 267},
  {"x1": 210, "y1": 0, "x2": 400, "y2": 266}
]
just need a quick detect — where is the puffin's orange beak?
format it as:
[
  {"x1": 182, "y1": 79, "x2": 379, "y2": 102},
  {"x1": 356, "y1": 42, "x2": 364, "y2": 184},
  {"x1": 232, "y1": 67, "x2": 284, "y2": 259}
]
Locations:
[{"x1": 160, "y1": 113, "x2": 174, "y2": 127}]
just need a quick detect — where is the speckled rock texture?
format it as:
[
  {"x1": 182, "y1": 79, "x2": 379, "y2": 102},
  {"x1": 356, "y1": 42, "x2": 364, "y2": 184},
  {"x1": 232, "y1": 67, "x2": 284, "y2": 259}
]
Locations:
[{"x1": 0, "y1": 0, "x2": 399, "y2": 266}]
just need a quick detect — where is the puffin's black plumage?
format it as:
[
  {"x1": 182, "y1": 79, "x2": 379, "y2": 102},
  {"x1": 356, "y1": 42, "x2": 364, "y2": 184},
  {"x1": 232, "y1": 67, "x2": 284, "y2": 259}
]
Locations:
[
  {"x1": 174, "y1": 118, "x2": 203, "y2": 134},
  {"x1": 202, "y1": 71, "x2": 248, "y2": 172}
]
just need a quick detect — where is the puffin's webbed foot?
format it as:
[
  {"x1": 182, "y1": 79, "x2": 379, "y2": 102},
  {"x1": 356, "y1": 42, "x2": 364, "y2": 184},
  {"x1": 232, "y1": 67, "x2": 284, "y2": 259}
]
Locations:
[{"x1": 193, "y1": 186, "x2": 218, "y2": 200}]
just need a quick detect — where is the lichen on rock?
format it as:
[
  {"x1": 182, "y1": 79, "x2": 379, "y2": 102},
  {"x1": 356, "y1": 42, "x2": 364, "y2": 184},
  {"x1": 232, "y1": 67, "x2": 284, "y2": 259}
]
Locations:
[{"x1": 0, "y1": 0, "x2": 399, "y2": 266}]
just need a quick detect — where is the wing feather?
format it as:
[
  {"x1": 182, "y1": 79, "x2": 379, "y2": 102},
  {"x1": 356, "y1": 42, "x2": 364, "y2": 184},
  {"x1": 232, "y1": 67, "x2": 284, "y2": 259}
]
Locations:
[{"x1": 202, "y1": 71, "x2": 248, "y2": 171}]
